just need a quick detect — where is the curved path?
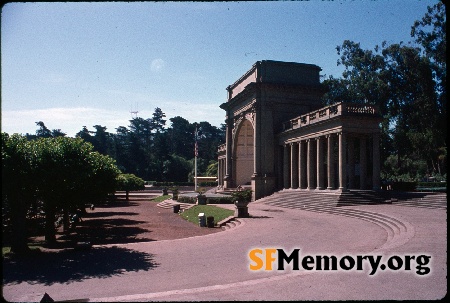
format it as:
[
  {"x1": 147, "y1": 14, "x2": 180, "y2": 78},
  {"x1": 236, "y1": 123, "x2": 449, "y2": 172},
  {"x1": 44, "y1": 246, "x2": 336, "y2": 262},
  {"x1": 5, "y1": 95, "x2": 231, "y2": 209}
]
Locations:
[{"x1": 3, "y1": 193, "x2": 446, "y2": 301}]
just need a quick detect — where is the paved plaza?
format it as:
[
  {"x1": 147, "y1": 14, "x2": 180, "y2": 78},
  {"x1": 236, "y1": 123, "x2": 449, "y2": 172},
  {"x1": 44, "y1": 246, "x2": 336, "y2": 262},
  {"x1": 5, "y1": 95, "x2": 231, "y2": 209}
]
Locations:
[{"x1": 2, "y1": 192, "x2": 446, "y2": 301}]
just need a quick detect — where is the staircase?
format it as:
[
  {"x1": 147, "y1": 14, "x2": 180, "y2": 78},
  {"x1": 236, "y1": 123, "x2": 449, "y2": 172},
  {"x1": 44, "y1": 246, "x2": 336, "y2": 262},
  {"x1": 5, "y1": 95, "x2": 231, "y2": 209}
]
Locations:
[
  {"x1": 256, "y1": 189, "x2": 446, "y2": 210},
  {"x1": 217, "y1": 216, "x2": 242, "y2": 230},
  {"x1": 156, "y1": 200, "x2": 194, "y2": 212},
  {"x1": 254, "y1": 189, "x2": 437, "y2": 251},
  {"x1": 387, "y1": 191, "x2": 447, "y2": 210}
]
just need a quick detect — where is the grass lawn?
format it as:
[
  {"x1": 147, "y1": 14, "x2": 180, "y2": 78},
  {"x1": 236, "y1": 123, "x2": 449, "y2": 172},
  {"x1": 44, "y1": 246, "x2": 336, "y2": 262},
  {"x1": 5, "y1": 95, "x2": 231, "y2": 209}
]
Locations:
[
  {"x1": 151, "y1": 195, "x2": 172, "y2": 203},
  {"x1": 180, "y1": 205, "x2": 234, "y2": 226}
]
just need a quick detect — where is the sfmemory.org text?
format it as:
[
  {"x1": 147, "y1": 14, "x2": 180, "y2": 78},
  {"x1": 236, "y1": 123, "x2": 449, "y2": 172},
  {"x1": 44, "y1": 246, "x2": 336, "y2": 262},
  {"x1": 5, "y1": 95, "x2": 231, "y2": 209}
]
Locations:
[{"x1": 248, "y1": 248, "x2": 431, "y2": 276}]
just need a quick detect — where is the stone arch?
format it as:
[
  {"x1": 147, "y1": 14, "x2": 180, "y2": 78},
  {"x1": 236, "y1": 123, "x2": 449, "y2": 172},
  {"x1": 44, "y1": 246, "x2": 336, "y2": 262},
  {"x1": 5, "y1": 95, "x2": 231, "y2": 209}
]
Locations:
[{"x1": 233, "y1": 119, "x2": 254, "y2": 186}]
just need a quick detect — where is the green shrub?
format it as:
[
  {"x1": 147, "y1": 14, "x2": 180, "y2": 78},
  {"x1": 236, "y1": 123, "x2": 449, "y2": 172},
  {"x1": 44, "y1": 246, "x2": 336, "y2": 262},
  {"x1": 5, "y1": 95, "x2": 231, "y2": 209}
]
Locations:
[
  {"x1": 231, "y1": 189, "x2": 252, "y2": 202},
  {"x1": 177, "y1": 196, "x2": 197, "y2": 204},
  {"x1": 207, "y1": 196, "x2": 234, "y2": 204},
  {"x1": 391, "y1": 181, "x2": 417, "y2": 191}
]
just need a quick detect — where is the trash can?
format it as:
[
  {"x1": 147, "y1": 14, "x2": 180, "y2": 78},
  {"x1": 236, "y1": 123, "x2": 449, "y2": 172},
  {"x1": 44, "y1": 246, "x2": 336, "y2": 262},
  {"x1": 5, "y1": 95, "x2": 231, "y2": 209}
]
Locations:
[
  {"x1": 198, "y1": 212, "x2": 206, "y2": 227},
  {"x1": 207, "y1": 216, "x2": 215, "y2": 228},
  {"x1": 173, "y1": 204, "x2": 181, "y2": 213}
]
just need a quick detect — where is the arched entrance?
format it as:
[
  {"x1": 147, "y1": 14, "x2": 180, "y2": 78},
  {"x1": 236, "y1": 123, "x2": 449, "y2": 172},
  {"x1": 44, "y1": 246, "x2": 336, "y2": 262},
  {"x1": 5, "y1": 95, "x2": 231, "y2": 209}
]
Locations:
[{"x1": 234, "y1": 119, "x2": 254, "y2": 186}]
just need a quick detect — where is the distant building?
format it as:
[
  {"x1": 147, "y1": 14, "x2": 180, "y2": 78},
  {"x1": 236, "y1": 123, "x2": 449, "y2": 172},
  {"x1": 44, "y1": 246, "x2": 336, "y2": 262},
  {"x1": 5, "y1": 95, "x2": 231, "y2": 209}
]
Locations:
[{"x1": 218, "y1": 60, "x2": 382, "y2": 201}]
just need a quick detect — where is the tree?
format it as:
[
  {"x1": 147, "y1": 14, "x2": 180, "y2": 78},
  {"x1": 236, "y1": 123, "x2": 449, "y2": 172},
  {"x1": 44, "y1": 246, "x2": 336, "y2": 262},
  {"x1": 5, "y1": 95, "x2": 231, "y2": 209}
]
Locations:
[
  {"x1": 411, "y1": 0, "x2": 446, "y2": 172},
  {"x1": 206, "y1": 160, "x2": 218, "y2": 177},
  {"x1": 167, "y1": 116, "x2": 196, "y2": 159},
  {"x1": 2, "y1": 133, "x2": 38, "y2": 253},
  {"x1": 115, "y1": 173, "x2": 145, "y2": 200},
  {"x1": 411, "y1": 0, "x2": 446, "y2": 103},
  {"x1": 34, "y1": 121, "x2": 66, "y2": 138},
  {"x1": 162, "y1": 154, "x2": 192, "y2": 182},
  {"x1": 323, "y1": 2, "x2": 446, "y2": 180},
  {"x1": 150, "y1": 107, "x2": 167, "y2": 134},
  {"x1": 35, "y1": 137, "x2": 120, "y2": 244}
]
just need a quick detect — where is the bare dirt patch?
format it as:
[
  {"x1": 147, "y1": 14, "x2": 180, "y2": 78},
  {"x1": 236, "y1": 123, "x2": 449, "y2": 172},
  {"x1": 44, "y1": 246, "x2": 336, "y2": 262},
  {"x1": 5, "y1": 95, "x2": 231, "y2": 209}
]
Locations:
[{"x1": 30, "y1": 198, "x2": 222, "y2": 248}]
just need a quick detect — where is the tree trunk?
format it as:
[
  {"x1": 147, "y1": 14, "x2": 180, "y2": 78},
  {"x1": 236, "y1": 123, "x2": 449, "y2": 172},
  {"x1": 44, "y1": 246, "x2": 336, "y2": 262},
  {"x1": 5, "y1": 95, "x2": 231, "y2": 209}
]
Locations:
[
  {"x1": 9, "y1": 195, "x2": 30, "y2": 254},
  {"x1": 44, "y1": 206, "x2": 56, "y2": 245},
  {"x1": 63, "y1": 209, "x2": 70, "y2": 234},
  {"x1": 126, "y1": 190, "x2": 129, "y2": 201}
]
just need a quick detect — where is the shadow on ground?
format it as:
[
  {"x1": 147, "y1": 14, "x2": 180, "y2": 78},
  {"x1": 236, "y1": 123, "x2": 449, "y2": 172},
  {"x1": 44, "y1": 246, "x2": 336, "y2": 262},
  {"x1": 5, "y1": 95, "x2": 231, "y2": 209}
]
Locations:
[
  {"x1": 2, "y1": 246, "x2": 157, "y2": 285},
  {"x1": 84, "y1": 211, "x2": 139, "y2": 218},
  {"x1": 72, "y1": 218, "x2": 156, "y2": 245}
]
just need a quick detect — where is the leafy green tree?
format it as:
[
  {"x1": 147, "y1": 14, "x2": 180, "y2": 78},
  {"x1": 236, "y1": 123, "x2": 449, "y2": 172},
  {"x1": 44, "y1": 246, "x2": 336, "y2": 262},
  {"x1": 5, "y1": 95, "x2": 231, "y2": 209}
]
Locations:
[
  {"x1": 26, "y1": 121, "x2": 67, "y2": 140},
  {"x1": 1, "y1": 133, "x2": 38, "y2": 253},
  {"x1": 162, "y1": 154, "x2": 193, "y2": 182},
  {"x1": 113, "y1": 126, "x2": 132, "y2": 173},
  {"x1": 411, "y1": 0, "x2": 446, "y2": 108},
  {"x1": 150, "y1": 107, "x2": 167, "y2": 134},
  {"x1": 323, "y1": 2, "x2": 446, "y2": 180},
  {"x1": 206, "y1": 160, "x2": 218, "y2": 177},
  {"x1": 196, "y1": 121, "x2": 225, "y2": 162},
  {"x1": 167, "y1": 116, "x2": 196, "y2": 159},
  {"x1": 411, "y1": 0, "x2": 446, "y2": 173},
  {"x1": 115, "y1": 173, "x2": 145, "y2": 200},
  {"x1": 35, "y1": 137, "x2": 120, "y2": 244}
]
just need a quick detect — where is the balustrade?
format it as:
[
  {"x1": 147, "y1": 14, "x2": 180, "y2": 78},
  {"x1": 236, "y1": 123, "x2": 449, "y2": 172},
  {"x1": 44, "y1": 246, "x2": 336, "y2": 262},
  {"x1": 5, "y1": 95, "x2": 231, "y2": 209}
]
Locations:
[{"x1": 282, "y1": 102, "x2": 379, "y2": 131}]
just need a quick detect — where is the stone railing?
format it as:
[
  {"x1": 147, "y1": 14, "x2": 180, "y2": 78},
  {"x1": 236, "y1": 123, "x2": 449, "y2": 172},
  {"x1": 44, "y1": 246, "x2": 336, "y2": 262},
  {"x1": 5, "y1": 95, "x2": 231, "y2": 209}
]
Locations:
[{"x1": 282, "y1": 102, "x2": 379, "y2": 131}]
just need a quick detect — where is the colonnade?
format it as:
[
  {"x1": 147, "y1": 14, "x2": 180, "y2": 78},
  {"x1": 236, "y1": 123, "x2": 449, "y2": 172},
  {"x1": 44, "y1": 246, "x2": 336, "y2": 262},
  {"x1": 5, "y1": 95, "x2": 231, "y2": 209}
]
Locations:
[
  {"x1": 282, "y1": 132, "x2": 380, "y2": 191},
  {"x1": 217, "y1": 157, "x2": 226, "y2": 187}
]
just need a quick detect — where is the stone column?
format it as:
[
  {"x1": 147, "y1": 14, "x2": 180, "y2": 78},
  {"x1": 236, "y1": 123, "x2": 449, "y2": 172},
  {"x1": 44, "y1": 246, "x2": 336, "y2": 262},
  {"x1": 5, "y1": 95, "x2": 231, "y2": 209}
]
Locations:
[
  {"x1": 253, "y1": 111, "x2": 261, "y2": 178},
  {"x1": 372, "y1": 133, "x2": 381, "y2": 190},
  {"x1": 218, "y1": 159, "x2": 222, "y2": 186},
  {"x1": 327, "y1": 134, "x2": 335, "y2": 189},
  {"x1": 307, "y1": 139, "x2": 315, "y2": 190},
  {"x1": 347, "y1": 137, "x2": 355, "y2": 189},
  {"x1": 224, "y1": 118, "x2": 233, "y2": 188},
  {"x1": 338, "y1": 132, "x2": 347, "y2": 191},
  {"x1": 359, "y1": 137, "x2": 367, "y2": 190},
  {"x1": 283, "y1": 144, "x2": 290, "y2": 189},
  {"x1": 316, "y1": 137, "x2": 324, "y2": 190},
  {"x1": 298, "y1": 141, "x2": 306, "y2": 189},
  {"x1": 291, "y1": 143, "x2": 298, "y2": 189}
]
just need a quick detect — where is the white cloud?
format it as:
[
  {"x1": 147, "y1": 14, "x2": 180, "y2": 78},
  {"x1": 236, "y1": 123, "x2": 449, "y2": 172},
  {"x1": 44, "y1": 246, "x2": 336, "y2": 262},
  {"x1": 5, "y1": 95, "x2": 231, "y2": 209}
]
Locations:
[
  {"x1": 150, "y1": 59, "x2": 165, "y2": 72},
  {"x1": 1, "y1": 103, "x2": 225, "y2": 138},
  {"x1": 1, "y1": 107, "x2": 131, "y2": 137}
]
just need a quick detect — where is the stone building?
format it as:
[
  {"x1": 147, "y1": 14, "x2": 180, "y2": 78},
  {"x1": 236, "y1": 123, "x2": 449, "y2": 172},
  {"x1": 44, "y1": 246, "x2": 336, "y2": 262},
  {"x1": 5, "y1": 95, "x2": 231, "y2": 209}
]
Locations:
[{"x1": 217, "y1": 60, "x2": 382, "y2": 201}]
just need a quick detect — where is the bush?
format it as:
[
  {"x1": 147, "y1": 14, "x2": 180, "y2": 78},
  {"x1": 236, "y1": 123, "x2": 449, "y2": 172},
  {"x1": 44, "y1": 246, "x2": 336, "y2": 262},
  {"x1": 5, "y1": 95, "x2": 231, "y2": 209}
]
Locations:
[
  {"x1": 177, "y1": 196, "x2": 197, "y2": 204},
  {"x1": 417, "y1": 181, "x2": 447, "y2": 188},
  {"x1": 231, "y1": 189, "x2": 253, "y2": 202},
  {"x1": 391, "y1": 181, "x2": 417, "y2": 191},
  {"x1": 206, "y1": 196, "x2": 234, "y2": 204}
]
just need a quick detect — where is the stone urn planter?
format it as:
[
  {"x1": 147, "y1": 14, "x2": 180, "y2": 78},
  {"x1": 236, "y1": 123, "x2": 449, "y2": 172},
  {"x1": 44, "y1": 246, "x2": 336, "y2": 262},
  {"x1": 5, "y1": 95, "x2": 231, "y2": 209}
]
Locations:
[
  {"x1": 171, "y1": 188, "x2": 179, "y2": 200},
  {"x1": 197, "y1": 194, "x2": 207, "y2": 205},
  {"x1": 232, "y1": 189, "x2": 252, "y2": 218},
  {"x1": 234, "y1": 200, "x2": 250, "y2": 218}
]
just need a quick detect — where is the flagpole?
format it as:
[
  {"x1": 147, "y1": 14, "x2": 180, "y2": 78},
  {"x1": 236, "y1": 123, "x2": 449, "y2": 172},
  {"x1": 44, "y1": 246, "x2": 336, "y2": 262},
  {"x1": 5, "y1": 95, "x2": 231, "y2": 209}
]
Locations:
[{"x1": 194, "y1": 127, "x2": 198, "y2": 191}]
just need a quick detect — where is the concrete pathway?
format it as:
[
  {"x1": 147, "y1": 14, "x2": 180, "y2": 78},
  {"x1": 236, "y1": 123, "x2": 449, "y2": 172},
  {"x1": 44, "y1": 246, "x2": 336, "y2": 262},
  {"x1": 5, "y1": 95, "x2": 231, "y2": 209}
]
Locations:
[{"x1": 2, "y1": 196, "x2": 446, "y2": 301}]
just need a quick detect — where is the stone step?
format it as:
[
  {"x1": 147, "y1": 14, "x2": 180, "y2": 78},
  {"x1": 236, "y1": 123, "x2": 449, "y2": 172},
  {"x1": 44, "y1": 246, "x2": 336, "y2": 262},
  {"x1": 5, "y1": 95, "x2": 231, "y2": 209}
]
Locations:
[
  {"x1": 259, "y1": 190, "x2": 446, "y2": 210},
  {"x1": 221, "y1": 218, "x2": 241, "y2": 231},
  {"x1": 258, "y1": 190, "x2": 417, "y2": 250},
  {"x1": 156, "y1": 201, "x2": 193, "y2": 211}
]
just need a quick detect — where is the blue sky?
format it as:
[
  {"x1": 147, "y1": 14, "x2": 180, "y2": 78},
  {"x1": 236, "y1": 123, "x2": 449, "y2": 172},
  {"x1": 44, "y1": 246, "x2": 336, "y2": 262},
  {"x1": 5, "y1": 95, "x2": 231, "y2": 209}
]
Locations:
[{"x1": 1, "y1": 1, "x2": 437, "y2": 137}]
